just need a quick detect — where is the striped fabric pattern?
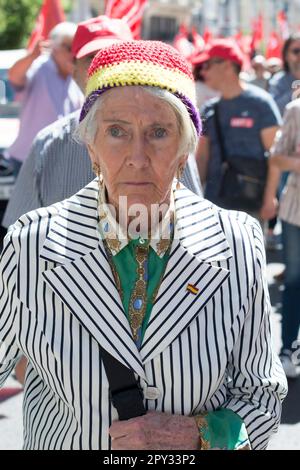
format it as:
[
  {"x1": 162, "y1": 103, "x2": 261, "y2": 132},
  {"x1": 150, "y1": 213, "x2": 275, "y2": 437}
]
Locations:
[
  {"x1": 2, "y1": 112, "x2": 202, "y2": 230},
  {"x1": 0, "y1": 181, "x2": 287, "y2": 450}
]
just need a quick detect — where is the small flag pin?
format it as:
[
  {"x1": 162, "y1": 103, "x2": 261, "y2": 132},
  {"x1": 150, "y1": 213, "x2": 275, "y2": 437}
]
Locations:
[{"x1": 187, "y1": 284, "x2": 199, "y2": 295}]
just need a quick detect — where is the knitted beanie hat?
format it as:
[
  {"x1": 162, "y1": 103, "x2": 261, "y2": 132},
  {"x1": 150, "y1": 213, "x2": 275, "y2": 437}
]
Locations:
[{"x1": 80, "y1": 40, "x2": 201, "y2": 135}]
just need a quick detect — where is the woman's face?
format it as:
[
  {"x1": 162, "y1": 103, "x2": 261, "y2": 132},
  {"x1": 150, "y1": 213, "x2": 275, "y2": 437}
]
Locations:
[
  {"x1": 88, "y1": 86, "x2": 187, "y2": 210},
  {"x1": 286, "y1": 39, "x2": 300, "y2": 78}
]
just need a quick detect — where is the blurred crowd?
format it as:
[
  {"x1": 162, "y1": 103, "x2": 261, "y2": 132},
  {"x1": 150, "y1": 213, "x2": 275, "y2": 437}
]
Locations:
[{"x1": 1, "y1": 16, "x2": 300, "y2": 384}]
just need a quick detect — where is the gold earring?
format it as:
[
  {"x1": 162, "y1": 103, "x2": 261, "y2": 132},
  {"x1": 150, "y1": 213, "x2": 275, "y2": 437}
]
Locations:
[
  {"x1": 92, "y1": 162, "x2": 104, "y2": 193},
  {"x1": 176, "y1": 166, "x2": 184, "y2": 190},
  {"x1": 92, "y1": 162, "x2": 100, "y2": 176}
]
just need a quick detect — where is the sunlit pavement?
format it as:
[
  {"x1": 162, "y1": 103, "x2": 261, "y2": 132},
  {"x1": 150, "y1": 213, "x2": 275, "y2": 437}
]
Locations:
[
  {"x1": 0, "y1": 233, "x2": 299, "y2": 450},
  {"x1": 0, "y1": 376, "x2": 23, "y2": 450},
  {"x1": 265, "y1": 241, "x2": 300, "y2": 450}
]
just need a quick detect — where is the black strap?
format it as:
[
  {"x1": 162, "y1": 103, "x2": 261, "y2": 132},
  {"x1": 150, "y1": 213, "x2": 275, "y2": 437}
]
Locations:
[
  {"x1": 213, "y1": 103, "x2": 227, "y2": 165},
  {"x1": 99, "y1": 345, "x2": 146, "y2": 421}
]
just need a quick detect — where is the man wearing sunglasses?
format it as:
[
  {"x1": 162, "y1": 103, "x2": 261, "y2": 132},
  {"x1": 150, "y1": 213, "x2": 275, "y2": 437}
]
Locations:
[
  {"x1": 269, "y1": 33, "x2": 300, "y2": 116},
  {"x1": 6, "y1": 22, "x2": 83, "y2": 177},
  {"x1": 193, "y1": 39, "x2": 281, "y2": 221}
]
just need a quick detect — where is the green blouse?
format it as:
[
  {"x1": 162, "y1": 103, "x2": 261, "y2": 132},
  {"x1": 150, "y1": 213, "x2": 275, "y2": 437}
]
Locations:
[{"x1": 110, "y1": 237, "x2": 169, "y2": 346}]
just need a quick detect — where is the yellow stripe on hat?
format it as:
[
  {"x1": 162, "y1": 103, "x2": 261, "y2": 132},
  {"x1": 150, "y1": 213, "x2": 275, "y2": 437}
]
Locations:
[
  {"x1": 86, "y1": 60, "x2": 196, "y2": 104},
  {"x1": 187, "y1": 284, "x2": 199, "y2": 295}
]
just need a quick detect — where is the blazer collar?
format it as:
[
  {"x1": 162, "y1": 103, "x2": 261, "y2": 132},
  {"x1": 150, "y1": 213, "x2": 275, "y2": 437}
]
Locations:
[
  {"x1": 40, "y1": 179, "x2": 232, "y2": 265},
  {"x1": 39, "y1": 180, "x2": 232, "y2": 377}
]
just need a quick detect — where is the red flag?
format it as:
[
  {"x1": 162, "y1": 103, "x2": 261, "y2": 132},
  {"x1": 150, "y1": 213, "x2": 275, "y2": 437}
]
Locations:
[
  {"x1": 27, "y1": 0, "x2": 65, "y2": 50},
  {"x1": 277, "y1": 10, "x2": 290, "y2": 40},
  {"x1": 173, "y1": 24, "x2": 194, "y2": 59},
  {"x1": 105, "y1": 0, "x2": 134, "y2": 18},
  {"x1": 250, "y1": 13, "x2": 264, "y2": 53},
  {"x1": 234, "y1": 31, "x2": 252, "y2": 70},
  {"x1": 203, "y1": 27, "x2": 213, "y2": 44},
  {"x1": 266, "y1": 31, "x2": 282, "y2": 59},
  {"x1": 105, "y1": 0, "x2": 148, "y2": 39},
  {"x1": 124, "y1": 0, "x2": 148, "y2": 39},
  {"x1": 234, "y1": 30, "x2": 243, "y2": 44},
  {"x1": 191, "y1": 27, "x2": 205, "y2": 51}
]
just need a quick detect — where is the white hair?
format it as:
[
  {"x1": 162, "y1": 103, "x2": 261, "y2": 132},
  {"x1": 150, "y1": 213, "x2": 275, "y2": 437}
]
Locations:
[
  {"x1": 50, "y1": 22, "x2": 77, "y2": 45},
  {"x1": 74, "y1": 86, "x2": 198, "y2": 157}
]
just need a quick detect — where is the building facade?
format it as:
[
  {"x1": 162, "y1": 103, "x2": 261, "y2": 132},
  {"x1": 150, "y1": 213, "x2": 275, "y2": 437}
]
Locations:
[{"x1": 75, "y1": 0, "x2": 300, "y2": 42}]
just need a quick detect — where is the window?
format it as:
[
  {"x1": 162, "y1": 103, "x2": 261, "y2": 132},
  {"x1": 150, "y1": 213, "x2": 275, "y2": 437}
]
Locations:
[{"x1": 148, "y1": 16, "x2": 178, "y2": 41}]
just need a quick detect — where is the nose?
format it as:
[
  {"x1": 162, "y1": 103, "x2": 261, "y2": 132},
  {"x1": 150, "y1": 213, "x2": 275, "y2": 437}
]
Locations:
[{"x1": 126, "y1": 133, "x2": 149, "y2": 169}]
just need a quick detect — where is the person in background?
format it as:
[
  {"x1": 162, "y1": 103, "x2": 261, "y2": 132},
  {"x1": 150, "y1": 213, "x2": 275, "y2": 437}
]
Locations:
[
  {"x1": 7, "y1": 22, "x2": 83, "y2": 176},
  {"x1": 269, "y1": 33, "x2": 300, "y2": 116},
  {"x1": 190, "y1": 52, "x2": 220, "y2": 109},
  {"x1": 263, "y1": 97, "x2": 300, "y2": 378},
  {"x1": 248, "y1": 55, "x2": 270, "y2": 91},
  {"x1": 248, "y1": 56, "x2": 278, "y2": 247},
  {"x1": 2, "y1": 16, "x2": 202, "y2": 233},
  {"x1": 268, "y1": 35, "x2": 300, "y2": 252},
  {"x1": 266, "y1": 57, "x2": 283, "y2": 78},
  {"x1": 195, "y1": 39, "x2": 281, "y2": 220}
]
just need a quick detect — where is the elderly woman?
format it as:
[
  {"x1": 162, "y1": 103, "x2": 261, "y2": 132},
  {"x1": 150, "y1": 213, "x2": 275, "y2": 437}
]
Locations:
[{"x1": 0, "y1": 41, "x2": 286, "y2": 450}]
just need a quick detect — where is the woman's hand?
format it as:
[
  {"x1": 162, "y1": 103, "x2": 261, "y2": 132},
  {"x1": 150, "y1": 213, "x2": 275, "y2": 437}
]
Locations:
[{"x1": 109, "y1": 411, "x2": 199, "y2": 450}]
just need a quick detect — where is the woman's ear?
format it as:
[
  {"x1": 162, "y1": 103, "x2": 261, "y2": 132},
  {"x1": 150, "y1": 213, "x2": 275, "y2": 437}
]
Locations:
[
  {"x1": 87, "y1": 143, "x2": 96, "y2": 162},
  {"x1": 179, "y1": 154, "x2": 189, "y2": 168}
]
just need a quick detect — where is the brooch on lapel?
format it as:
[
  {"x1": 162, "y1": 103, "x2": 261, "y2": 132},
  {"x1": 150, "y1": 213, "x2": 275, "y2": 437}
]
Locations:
[{"x1": 186, "y1": 284, "x2": 199, "y2": 295}]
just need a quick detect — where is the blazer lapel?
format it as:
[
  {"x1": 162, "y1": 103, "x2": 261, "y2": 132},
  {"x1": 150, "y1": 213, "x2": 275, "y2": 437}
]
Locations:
[
  {"x1": 140, "y1": 186, "x2": 232, "y2": 364},
  {"x1": 40, "y1": 180, "x2": 146, "y2": 380}
]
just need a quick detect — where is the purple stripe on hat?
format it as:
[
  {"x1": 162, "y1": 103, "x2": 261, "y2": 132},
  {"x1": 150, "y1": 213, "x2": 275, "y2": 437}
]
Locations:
[
  {"x1": 174, "y1": 92, "x2": 202, "y2": 136},
  {"x1": 79, "y1": 88, "x2": 110, "y2": 122},
  {"x1": 79, "y1": 87, "x2": 202, "y2": 136}
]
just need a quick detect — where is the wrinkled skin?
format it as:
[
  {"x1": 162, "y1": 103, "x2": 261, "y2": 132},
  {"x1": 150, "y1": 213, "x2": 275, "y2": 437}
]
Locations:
[{"x1": 109, "y1": 411, "x2": 199, "y2": 450}]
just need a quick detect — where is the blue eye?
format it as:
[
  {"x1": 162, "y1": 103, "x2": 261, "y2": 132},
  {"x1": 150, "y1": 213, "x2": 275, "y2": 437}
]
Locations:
[
  {"x1": 153, "y1": 128, "x2": 167, "y2": 138},
  {"x1": 109, "y1": 126, "x2": 123, "y2": 137}
]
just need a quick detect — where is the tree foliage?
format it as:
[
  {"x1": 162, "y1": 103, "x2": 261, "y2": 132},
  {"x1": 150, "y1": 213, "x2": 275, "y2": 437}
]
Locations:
[{"x1": 0, "y1": 0, "x2": 42, "y2": 49}]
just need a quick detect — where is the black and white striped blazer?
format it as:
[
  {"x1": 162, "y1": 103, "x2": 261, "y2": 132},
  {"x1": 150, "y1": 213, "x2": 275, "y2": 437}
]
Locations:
[{"x1": 0, "y1": 180, "x2": 287, "y2": 450}]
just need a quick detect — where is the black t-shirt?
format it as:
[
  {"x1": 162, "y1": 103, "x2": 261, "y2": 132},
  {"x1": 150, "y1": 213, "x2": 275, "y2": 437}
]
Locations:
[{"x1": 201, "y1": 84, "x2": 281, "y2": 202}]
